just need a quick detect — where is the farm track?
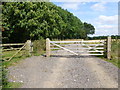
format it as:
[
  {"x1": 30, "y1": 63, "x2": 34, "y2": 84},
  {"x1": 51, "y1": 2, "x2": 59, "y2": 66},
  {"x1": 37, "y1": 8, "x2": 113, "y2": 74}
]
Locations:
[{"x1": 8, "y1": 44, "x2": 118, "y2": 88}]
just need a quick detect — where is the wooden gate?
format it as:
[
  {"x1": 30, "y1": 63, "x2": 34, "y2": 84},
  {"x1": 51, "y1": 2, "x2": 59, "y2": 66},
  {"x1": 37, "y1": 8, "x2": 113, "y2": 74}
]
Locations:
[{"x1": 46, "y1": 37, "x2": 111, "y2": 59}]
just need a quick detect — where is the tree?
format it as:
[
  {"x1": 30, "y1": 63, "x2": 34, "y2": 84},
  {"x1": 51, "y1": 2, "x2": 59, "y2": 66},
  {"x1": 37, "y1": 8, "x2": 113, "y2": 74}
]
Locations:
[
  {"x1": 84, "y1": 22, "x2": 95, "y2": 35},
  {"x1": 2, "y1": 2, "x2": 95, "y2": 43}
]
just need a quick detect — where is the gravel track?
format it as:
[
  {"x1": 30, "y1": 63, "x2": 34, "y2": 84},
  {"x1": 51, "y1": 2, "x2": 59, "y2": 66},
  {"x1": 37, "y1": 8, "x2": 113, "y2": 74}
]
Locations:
[{"x1": 8, "y1": 44, "x2": 118, "y2": 88}]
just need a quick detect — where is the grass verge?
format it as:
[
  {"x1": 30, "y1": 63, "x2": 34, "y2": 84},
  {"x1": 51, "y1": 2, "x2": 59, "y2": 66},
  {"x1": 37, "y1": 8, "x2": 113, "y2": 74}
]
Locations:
[
  {"x1": 107, "y1": 40, "x2": 119, "y2": 68},
  {"x1": 97, "y1": 40, "x2": 120, "y2": 68},
  {"x1": 2, "y1": 50, "x2": 30, "y2": 88}
]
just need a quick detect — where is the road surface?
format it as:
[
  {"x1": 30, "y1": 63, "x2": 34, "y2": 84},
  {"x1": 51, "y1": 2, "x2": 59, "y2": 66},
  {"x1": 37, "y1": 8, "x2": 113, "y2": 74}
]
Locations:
[{"x1": 8, "y1": 44, "x2": 118, "y2": 88}]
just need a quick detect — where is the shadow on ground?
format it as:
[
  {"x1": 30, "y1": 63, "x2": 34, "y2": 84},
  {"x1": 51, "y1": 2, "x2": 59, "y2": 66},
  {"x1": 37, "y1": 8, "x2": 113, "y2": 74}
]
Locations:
[{"x1": 49, "y1": 55, "x2": 97, "y2": 58}]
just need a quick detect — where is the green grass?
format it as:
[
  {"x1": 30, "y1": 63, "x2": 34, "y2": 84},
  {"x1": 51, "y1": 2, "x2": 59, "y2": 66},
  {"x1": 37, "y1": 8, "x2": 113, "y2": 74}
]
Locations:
[
  {"x1": 105, "y1": 58, "x2": 119, "y2": 68},
  {"x1": 109, "y1": 40, "x2": 120, "y2": 68},
  {"x1": 2, "y1": 50, "x2": 30, "y2": 68},
  {"x1": 4, "y1": 82, "x2": 22, "y2": 88},
  {"x1": 2, "y1": 50, "x2": 30, "y2": 88},
  {"x1": 97, "y1": 40, "x2": 120, "y2": 68}
]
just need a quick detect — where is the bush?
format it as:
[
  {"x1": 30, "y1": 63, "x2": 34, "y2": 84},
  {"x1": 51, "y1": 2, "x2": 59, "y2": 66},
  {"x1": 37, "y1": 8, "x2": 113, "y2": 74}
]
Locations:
[{"x1": 33, "y1": 39, "x2": 46, "y2": 55}]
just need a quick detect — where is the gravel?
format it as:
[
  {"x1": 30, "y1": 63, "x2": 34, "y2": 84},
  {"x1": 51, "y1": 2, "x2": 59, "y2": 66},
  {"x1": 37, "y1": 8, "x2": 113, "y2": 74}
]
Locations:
[{"x1": 8, "y1": 44, "x2": 118, "y2": 88}]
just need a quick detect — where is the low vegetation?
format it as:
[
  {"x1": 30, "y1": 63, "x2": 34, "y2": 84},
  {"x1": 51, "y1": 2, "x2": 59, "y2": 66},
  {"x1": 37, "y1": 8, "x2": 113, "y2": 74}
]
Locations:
[
  {"x1": 32, "y1": 39, "x2": 46, "y2": 56},
  {"x1": 106, "y1": 40, "x2": 120, "y2": 68},
  {"x1": 2, "y1": 50, "x2": 29, "y2": 68},
  {"x1": 88, "y1": 35, "x2": 120, "y2": 40}
]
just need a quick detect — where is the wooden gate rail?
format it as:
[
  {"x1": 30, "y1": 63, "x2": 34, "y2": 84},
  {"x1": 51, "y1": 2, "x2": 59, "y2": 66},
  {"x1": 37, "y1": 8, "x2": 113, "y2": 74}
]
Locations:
[
  {"x1": 1, "y1": 43, "x2": 25, "y2": 51},
  {"x1": 46, "y1": 38, "x2": 107, "y2": 57},
  {"x1": 51, "y1": 47, "x2": 104, "y2": 50},
  {"x1": 50, "y1": 40, "x2": 104, "y2": 43},
  {"x1": 51, "y1": 42, "x2": 78, "y2": 55},
  {"x1": 1, "y1": 43, "x2": 24, "y2": 46}
]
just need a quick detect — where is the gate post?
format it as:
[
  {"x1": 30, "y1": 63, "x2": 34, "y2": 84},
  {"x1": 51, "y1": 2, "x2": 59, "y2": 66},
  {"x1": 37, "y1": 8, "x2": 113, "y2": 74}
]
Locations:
[
  {"x1": 25, "y1": 40, "x2": 32, "y2": 56},
  {"x1": 46, "y1": 38, "x2": 50, "y2": 57},
  {"x1": 107, "y1": 36, "x2": 111, "y2": 60}
]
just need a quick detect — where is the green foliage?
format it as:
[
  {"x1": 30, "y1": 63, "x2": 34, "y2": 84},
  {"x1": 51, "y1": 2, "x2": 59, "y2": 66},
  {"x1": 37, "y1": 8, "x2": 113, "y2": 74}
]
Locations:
[
  {"x1": 33, "y1": 39, "x2": 46, "y2": 56},
  {"x1": 84, "y1": 22, "x2": 95, "y2": 35},
  {"x1": 2, "y1": 2, "x2": 95, "y2": 43},
  {"x1": 111, "y1": 40, "x2": 120, "y2": 68}
]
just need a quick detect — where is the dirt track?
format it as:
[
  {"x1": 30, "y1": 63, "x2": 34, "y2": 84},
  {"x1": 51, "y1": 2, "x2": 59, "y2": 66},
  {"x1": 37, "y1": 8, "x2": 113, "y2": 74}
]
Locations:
[{"x1": 8, "y1": 44, "x2": 118, "y2": 88}]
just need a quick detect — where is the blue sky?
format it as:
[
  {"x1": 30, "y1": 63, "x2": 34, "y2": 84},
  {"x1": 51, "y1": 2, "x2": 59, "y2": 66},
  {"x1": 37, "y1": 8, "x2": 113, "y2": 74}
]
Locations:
[{"x1": 51, "y1": 1, "x2": 118, "y2": 36}]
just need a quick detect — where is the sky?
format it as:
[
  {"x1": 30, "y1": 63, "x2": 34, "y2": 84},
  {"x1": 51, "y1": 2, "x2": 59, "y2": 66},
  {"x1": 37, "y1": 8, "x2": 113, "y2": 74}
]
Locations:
[{"x1": 51, "y1": 1, "x2": 118, "y2": 37}]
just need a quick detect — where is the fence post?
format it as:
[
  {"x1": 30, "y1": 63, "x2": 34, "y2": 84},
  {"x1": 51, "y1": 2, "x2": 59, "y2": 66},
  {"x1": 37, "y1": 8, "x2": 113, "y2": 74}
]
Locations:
[
  {"x1": 46, "y1": 38, "x2": 50, "y2": 57},
  {"x1": 81, "y1": 39, "x2": 83, "y2": 45},
  {"x1": 104, "y1": 39, "x2": 107, "y2": 58},
  {"x1": 25, "y1": 40, "x2": 32, "y2": 56},
  {"x1": 107, "y1": 36, "x2": 111, "y2": 60}
]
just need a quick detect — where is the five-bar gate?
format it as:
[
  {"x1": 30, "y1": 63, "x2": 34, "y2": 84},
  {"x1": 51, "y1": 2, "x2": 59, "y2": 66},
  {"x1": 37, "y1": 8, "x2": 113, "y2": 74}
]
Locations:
[
  {"x1": 46, "y1": 37, "x2": 111, "y2": 59},
  {"x1": 46, "y1": 39, "x2": 105, "y2": 56}
]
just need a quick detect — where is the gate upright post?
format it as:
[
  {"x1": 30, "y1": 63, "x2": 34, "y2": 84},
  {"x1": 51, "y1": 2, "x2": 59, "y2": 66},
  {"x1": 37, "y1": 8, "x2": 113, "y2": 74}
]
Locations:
[
  {"x1": 25, "y1": 40, "x2": 32, "y2": 56},
  {"x1": 46, "y1": 38, "x2": 50, "y2": 57},
  {"x1": 107, "y1": 36, "x2": 111, "y2": 60}
]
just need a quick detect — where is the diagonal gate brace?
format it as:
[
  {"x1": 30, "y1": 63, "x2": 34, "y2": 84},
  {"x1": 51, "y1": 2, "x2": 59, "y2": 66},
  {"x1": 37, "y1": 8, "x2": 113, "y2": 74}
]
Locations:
[{"x1": 51, "y1": 43, "x2": 79, "y2": 55}]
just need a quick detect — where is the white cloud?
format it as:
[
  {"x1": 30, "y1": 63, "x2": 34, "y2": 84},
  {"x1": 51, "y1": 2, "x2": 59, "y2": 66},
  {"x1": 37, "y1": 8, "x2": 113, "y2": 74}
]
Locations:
[
  {"x1": 91, "y1": 2, "x2": 106, "y2": 11},
  {"x1": 97, "y1": 15, "x2": 118, "y2": 24},
  {"x1": 89, "y1": 25, "x2": 118, "y2": 36},
  {"x1": 96, "y1": 25, "x2": 118, "y2": 33},
  {"x1": 50, "y1": 0, "x2": 119, "y2": 2},
  {"x1": 51, "y1": 0, "x2": 90, "y2": 2},
  {"x1": 97, "y1": 25, "x2": 117, "y2": 29},
  {"x1": 82, "y1": 2, "x2": 86, "y2": 5},
  {"x1": 89, "y1": 15, "x2": 118, "y2": 36},
  {"x1": 59, "y1": 3, "x2": 80, "y2": 10}
]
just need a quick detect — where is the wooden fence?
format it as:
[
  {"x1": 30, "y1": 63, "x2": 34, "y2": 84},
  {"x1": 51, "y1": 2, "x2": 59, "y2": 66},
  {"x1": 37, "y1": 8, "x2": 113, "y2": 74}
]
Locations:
[
  {"x1": 1, "y1": 40, "x2": 33, "y2": 61},
  {"x1": 1, "y1": 43, "x2": 24, "y2": 51},
  {"x1": 1, "y1": 40, "x2": 33, "y2": 51}
]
